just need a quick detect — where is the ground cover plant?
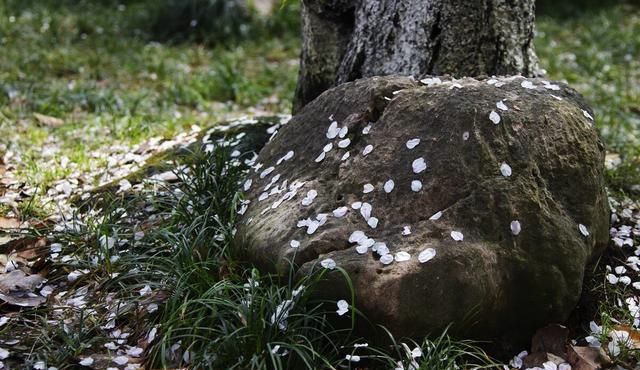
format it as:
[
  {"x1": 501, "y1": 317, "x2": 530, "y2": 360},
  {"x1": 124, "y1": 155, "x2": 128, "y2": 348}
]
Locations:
[{"x1": 0, "y1": 1, "x2": 639, "y2": 369}]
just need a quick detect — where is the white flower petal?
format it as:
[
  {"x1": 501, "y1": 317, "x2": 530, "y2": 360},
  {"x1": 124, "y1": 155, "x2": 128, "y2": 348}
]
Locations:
[
  {"x1": 402, "y1": 226, "x2": 411, "y2": 235},
  {"x1": 323, "y1": 143, "x2": 333, "y2": 153},
  {"x1": 290, "y1": 240, "x2": 300, "y2": 248},
  {"x1": 489, "y1": 110, "x2": 501, "y2": 124},
  {"x1": 338, "y1": 138, "x2": 351, "y2": 148},
  {"x1": 336, "y1": 300, "x2": 349, "y2": 316},
  {"x1": 411, "y1": 180, "x2": 422, "y2": 192},
  {"x1": 406, "y1": 138, "x2": 420, "y2": 149},
  {"x1": 412, "y1": 158, "x2": 427, "y2": 173},
  {"x1": 373, "y1": 242, "x2": 389, "y2": 256},
  {"x1": 521, "y1": 80, "x2": 536, "y2": 89},
  {"x1": 450, "y1": 231, "x2": 464, "y2": 241},
  {"x1": 363, "y1": 184, "x2": 374, "y2": 193},
  {"x1": 579, "y1": 224, "x2": 590, "y2": 237},
  {"x1": 113, "y1": 356, "x2": 129, "y2": 365},
  {"x1": 418, "y1": 248, "x2": 436, "y2": 263},
  {"x1": 79, "y1": 358, "x2": 94, "y2": 366},
  {"x1": 338, "y1": 126, "x2": 348, "y2": 138},
  {"x1": 496, "y1": 100, "x2": 509, "y2": 111},
  {"x1": 351, "y1": 201, "x2": 362, "y2": 210},
  {"x1": 362, "y1": 145, "x2": 373, "y2": 156},
  {"x1": 510, "y1": 220, "x2": 522, "y2": 236},
  {"x1": 349, "y1": 231, "x2": 366, "y2": 243},
  {"x1": 315, "y1": 152, "x2": 326, "y2": 163},
  {"x1": 345, "y1": 354, "x2": 360, "y2": 362},
  {"x1": 429, "y1": 211, "x2": 442, "y2": 221},
  {"x1": 367, "y1": 217, "x2": 379, "y2": 229},
  {"x1": 384, "y1": 179, "x2": 395, "y2": 193},
  {"x1": 380, "y1": 254, "x2": 394, "y2": 265},
  {"x1": 327, "y1": 121, "x2": 340, "y2": 139},
  {"x1": 394, "y1": 251, "x2": 411, "y2": 262},
  {"x1": 333, "y1": 206, "x2": 348, "y2": 218},
  {"x1": 500, "y1": 163, "x2": 512, "y2": 177},
  {"x1": 320, "y1": 258, "x2": 336, "y2": 269},
  {"x1": 360, "y1": 203, "x2": 372, "y2": 220}
]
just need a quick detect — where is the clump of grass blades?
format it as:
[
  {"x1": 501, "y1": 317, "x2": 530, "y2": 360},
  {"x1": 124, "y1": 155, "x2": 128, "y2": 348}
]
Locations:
[{"x1": 133, "y1": 146, "x2": 352, "y2": 369}]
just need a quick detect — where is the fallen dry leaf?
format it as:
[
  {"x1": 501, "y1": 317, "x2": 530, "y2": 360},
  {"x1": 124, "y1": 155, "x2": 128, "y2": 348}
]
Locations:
[
  {"x1": 567, "y1": 345, "x2": 612, "y2": 370},
  {"x1": 33, "y1": 113, "x2": 64, "y2": 127},
  {"x1": 0, "y1": 237, "x2": 48, "y2": 273},
  {"x1": 0, "y1": 270, "x2": 46, "y2": 293},
  {"x1": 0, "y1": 269, "x2": 47, "y2": 307},
  {"x1": 0, "y1": 217, "x2": 21, "y2": 230}
]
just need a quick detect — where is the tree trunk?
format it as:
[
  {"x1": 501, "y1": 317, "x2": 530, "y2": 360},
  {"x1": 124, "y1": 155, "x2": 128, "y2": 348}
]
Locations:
[{"x1": 293, "y1": 0, "x2": 538, "y2": 112}]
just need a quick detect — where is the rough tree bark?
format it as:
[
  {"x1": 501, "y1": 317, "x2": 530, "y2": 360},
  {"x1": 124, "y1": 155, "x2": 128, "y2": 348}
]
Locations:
[{"x1": 293, "y1": 0, "x2": 539, "y2": 112}]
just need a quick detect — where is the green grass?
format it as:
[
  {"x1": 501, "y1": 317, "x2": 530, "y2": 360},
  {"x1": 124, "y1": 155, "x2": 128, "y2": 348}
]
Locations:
[
  {"x1": 536, "y1": 3, "x2": 640, "y2": 156},
  {"x1": 0, "y1": 0, "x2": 299, "y2": 191}
]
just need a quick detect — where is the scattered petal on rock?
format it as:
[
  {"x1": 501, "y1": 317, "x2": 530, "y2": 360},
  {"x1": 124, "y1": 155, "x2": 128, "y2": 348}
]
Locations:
[
  {"x1": 327, "y1": 121, "x2": 340, "y2": 139},
  {"x1": 290, "y1": 240, "x2": 300, "y2": 248},
  {"x1": 349, "y1": 231, "x2": 367, "y2": 244},
  {"x1": 320, "y1": 258, "x2": 336, "y2": 269},
  {"x1": 582, "y1": 110, "x2": 594, "y2": 121},
  {"x1": 315, "y1": 152, "x2": 326, "y2": 163},
  {"x1": 402, "y1": 226, "x2": 411, "y2": 235},
  {"x1": 489, "y1": 110, "x2": 501, "y2": 124},
  {"x1": 497, "y1": 100, "x2": 509, "y2": 111},
  {"x1": 451, "y1": 231, "x2": 464, "y2": 241},
  {"x1": 363, "y1": 184, "x2": 374, "y2": 193},
  {"x1": 260, "y1": 167, "x2": 275, "y2": 179},
  {"x1": 500, "y1": 163, "x2": 512, "y2": 177},
  {"x1": 429, "y1": 211, "x2": 442, "y2": 221},
  {"x1": 338, "y1": 138, "x2": 351, "y2": 148},
  {"x1": 333, "y1": 207, "x2": 349, "y2": 218},
  {"x1": 338, "y1": 126, "x2": 348, "y2": 138},
  {"x1": 323, "y1": 143, "x2": 333, "y2": 153},
  {"x1": 360, "y1": 203, "x2": 372, "y2": 220},
  {"x1": 412, "y1": 158, "x2": 427, "y2": 173},
  {"x1": 301, "y1": 190, "x2": 318, "y2": 206},
  {"x1": 418, "y1": 248, "x2": 436, "y2": 263},
  {"x1": 363, "y1": 145, "x2": 373, "y2": 156},
  {"x1": 380, "y1": 254, "x2": 394, "y2": 265},
  {"x1": 521, "y1": 80, "x2": 536, "y2": 89},
  {"x1": 351, "y1": 202, "x2": 362, "y2": 210},
  {"x1": 368, "y1": 217, "x2": 379, "y2": 229},
  {"x1": 411, "y1": 180, "x2": 422, "y2": 192},
  {"x1": 341, "y1": 152, "x2": 350, "y2": 161},
  {"x1": 579, "y1": 224, "x2": 589, "y2": 237},
  {"x1": 406, "y1": 138, "x2": 420, "y2": 149},
  {"x1": 511, "y1": 220, "x2": 522, "y2": 236},
  {"x1": 395, "y1": 251, "x2": 411, "y2": 262},
  {"x1": 384, "y1": 179, "x2": 395, "y2": 193}
]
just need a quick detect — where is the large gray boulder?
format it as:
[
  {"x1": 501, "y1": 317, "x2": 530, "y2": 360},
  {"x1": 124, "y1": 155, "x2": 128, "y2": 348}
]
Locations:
[{"x1": 236, "y1": 75, "x2": 609, "y2": 346}]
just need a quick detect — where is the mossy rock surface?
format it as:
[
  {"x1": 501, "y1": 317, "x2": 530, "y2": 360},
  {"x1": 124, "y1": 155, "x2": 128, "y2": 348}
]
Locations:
[{"x1": 236, "y1": 75, "x2": 609, "y2": 347}]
